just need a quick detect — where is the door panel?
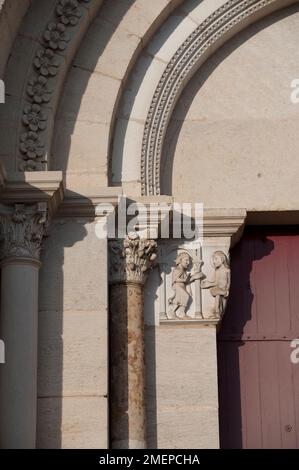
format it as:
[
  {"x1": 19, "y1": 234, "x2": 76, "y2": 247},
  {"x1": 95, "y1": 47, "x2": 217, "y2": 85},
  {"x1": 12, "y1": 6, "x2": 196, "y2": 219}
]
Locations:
[{"x1": 218, "y1": 227, "x2": 299, "y2": 448}]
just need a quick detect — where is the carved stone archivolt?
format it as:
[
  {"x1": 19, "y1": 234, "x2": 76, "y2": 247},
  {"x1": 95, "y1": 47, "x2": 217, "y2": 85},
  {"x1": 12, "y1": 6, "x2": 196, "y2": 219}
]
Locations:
[
  {"x1": 141, "y1": 0, "x2": 280, "y2": 195},
  {"x1": 109, "y1": 233, "x2": 157, "y2": 286},
  {"x1": 0, "y1": 203, "x2": 49, "y2": 261}
]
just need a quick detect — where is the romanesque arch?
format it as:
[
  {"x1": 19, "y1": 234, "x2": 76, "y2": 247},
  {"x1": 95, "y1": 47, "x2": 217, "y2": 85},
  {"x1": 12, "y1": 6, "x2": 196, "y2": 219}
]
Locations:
[{"x1": 0, "y1": 0, "x2": 299, "y2": 451}]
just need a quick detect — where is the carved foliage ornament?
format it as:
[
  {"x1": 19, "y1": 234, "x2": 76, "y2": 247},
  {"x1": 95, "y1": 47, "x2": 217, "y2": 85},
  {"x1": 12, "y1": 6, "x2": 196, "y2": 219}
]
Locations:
[
  {"x1": 19, "y1": 0, "x2": 91, "y2": 171},
  {"x1": 109, "y1": 233, "x2": 157, "y2": 285},
  {"x1": 0, "y1": 203, "x2": 49, "y2": 261}
]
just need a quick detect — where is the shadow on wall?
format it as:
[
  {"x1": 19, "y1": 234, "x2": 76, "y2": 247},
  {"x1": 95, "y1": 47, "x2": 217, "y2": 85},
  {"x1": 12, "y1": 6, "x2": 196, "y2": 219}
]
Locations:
[
  {"x1": 50, "y1": 0, "x2": 136, "y2": 176},
  {"x1": 37, "y1": 211, "x2": 88, "y2": 449},
  {"x1": 109, "y1": 5, "x2": 196, "y2": 184},
  {"x1": 217, "y1": 226, "x2": 275, "y2": 449},
  {"x1": 161, "y1": 2, "x2": 299, "y2": 196}
]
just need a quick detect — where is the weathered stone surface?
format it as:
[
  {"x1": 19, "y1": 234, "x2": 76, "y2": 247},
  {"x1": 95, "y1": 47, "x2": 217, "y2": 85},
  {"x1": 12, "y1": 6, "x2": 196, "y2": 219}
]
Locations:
[
  {"x1": 56, "y1": 67, "x2": 120, "y2": 124},
  {"x1": 145, "y1": 325, "x2": 219, "y2": 448},
  {"x1": 162, "y1": 6, "x2": 299, "y2": 210},
  {"x1": 0, "y1": 0, "x2": 31, "y2": 78},
  {"x1": 0, "y1": 95, "x2": 22, "y2": 160},
  {"x1": 52, "y1": 118, "x2": 109, "y2": 182},
  {"x1": 147, "y1": 407, "x2": 219, "y2": 449},
  {"x1": 74, "y1": 16, "x2": 141, "y2": 81},
  {"x1": 39, "y1": 219, "x2": 108, "y2": 311},
  {"x1": 37, "y1": 397, "x2": 108, "y2": 449},
  {"x1": 110, "y1": 283, "x2": 147, "y2": 449},
  {"x1": 109, "y1": 235, "x2": 157, "y2": 448},
  {"x1": 38, "y1": 310, "x2": 107, "y2": 397},
  {"x1": 38, "y1": 218, "x2": 109, "y2": 448}
]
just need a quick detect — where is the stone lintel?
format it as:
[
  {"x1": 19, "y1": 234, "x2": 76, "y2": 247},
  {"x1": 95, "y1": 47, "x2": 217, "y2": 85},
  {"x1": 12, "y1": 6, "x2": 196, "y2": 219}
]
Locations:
[
  {"x1": 59, "y1": 187, "x2": 123, "y2": 218},
  {"x1": 202, "y1": 208, "x2": 247, "y2": 246}
]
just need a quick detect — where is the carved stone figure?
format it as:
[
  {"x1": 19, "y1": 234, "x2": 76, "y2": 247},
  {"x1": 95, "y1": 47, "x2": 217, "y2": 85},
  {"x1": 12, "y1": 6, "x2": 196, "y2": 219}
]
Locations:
[
  {"x1": 201, "y1": 251, "x2": 230, "y2": 318},
  {"x1": 168, "y1": 252, "x2": 204, "y2": 320}
]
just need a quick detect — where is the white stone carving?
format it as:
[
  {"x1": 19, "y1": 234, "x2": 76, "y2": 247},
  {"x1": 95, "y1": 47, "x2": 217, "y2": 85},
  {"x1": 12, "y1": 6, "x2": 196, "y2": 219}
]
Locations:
[
  {"x1": 144, "y1": 238, "x2": 234, "y2": 325},
  {"x1": 167, "y1": 252, "x2": 204, "y2": 320},
  {"x1": 0, "y1": 203, "x2": 48, "y2": 261},
  {"x1": 201, "y1": 251, "x2": 231, "y2": 319},
  {"x1": 109, "y1": 233, "x2": 157, "y2": 285},
  {"x1": 155, "y1": 242, "x2": 205, "y2": 322}
]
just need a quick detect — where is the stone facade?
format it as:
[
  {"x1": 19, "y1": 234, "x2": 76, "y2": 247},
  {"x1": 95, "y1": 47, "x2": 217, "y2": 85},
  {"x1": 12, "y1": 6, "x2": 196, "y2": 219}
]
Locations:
[{"x1": 0, "y1": 0, "x2": 298, "y2": 449}]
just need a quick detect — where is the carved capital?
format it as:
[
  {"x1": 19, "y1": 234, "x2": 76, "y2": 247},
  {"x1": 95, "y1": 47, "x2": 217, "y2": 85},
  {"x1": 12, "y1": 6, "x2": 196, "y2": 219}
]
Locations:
[
  {"x1": 0, "y1": 203, "x2": 49, "y2": 262},
  {"x1": 109, "y1": 233, "x2": 157, "y2": 285}
]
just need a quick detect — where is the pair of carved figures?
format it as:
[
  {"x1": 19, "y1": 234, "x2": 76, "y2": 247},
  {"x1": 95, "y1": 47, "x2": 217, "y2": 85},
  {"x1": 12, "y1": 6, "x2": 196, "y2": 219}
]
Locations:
[{"x1": 168, "y1": 251, "x2": 230, "y2": 320}]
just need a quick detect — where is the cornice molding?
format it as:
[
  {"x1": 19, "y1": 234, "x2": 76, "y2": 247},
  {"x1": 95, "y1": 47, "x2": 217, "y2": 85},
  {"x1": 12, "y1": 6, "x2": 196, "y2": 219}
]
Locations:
[
  {"x1": 0, "y1": 171, "x2": 64, "y2": 216},
  {"x1": 202, "y1": 208, "x2": 247, "y2": 245},
  {"x1": 58, "y1": 187, "x2": 122, "y2": 217}
]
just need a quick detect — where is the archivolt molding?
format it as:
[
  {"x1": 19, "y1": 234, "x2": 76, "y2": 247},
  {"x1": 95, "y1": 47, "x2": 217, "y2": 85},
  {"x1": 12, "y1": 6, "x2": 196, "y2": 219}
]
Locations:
[
  {"x1": 17, "y1": 0, "x2": 101, "y2": 172},
  {"x1": 141, "y1": 0, "x2": 297, "y2": 196}
]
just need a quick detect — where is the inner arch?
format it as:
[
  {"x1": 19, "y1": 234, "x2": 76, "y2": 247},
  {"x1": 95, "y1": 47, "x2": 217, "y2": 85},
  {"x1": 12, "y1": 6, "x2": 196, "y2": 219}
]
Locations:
[{"x1": 162, "y1": 3, "x2": 299, "y2": 210}]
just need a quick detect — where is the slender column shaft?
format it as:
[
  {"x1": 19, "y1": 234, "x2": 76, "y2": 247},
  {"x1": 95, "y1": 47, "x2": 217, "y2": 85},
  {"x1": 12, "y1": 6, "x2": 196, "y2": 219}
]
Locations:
[
  {"x1": 0, "y1": 258, "x2": 40, "y2": 448},
  {"x1": 0, "y1": 203, "x2": 48, "y2": 449},
  {"x1": 109, "y1": 234, "x2": 157, "y2": 449},
  {"x1": 110, "y1": 282, "x2": 146, "y2": 449}
]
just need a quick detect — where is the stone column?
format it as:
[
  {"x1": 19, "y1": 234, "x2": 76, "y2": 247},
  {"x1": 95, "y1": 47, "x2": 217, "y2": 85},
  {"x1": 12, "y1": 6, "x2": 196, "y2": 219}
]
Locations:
[
  {"x1": 109, "y1": 234, "x2": 157, "y2": 449},
  {"x1": 0, "y1": 203, "x2": 48, "y2": 449}
]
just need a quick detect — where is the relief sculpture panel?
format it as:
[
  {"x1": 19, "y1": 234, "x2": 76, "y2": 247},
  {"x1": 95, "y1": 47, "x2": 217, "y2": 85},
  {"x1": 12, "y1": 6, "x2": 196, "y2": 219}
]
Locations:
[{"x1": 144, "y1": 240, "x2": 231, "y2": 325}]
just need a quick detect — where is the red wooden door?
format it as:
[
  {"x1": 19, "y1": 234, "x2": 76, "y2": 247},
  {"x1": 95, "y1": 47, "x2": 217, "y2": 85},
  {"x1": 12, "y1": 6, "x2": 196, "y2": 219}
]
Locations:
[{"x1": 218, "y1": 226, "x2": 299, "y2": 449}]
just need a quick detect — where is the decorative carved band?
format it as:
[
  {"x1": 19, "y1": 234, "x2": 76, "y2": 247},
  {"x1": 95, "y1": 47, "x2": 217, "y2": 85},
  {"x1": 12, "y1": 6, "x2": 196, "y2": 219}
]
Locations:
[
  {"x1": 109, "y1": 233, "x2": 157, "y2": 285},
  {"x1": 0, "y1": 203, "x2": 49, "y2": 261},
  {"x1": 141, "y1": 0, "x2": 281, "y2": 195}
]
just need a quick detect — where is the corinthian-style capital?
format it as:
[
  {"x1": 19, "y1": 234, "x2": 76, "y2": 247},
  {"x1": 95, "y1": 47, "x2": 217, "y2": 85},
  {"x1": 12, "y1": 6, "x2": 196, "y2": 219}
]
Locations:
[
  {"x1": 0, "y1": 203, "x2": 48, "y2": 262},
  {"x1": 109, "y1": 233, "x2": 157, "y2": 285}
]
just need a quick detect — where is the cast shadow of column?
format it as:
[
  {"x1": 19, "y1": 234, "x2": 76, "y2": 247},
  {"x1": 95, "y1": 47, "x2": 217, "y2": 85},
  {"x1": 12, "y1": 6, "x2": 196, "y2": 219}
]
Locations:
[{"x1": 37, "y1": 193, "x2": 91, "y2": 449}]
